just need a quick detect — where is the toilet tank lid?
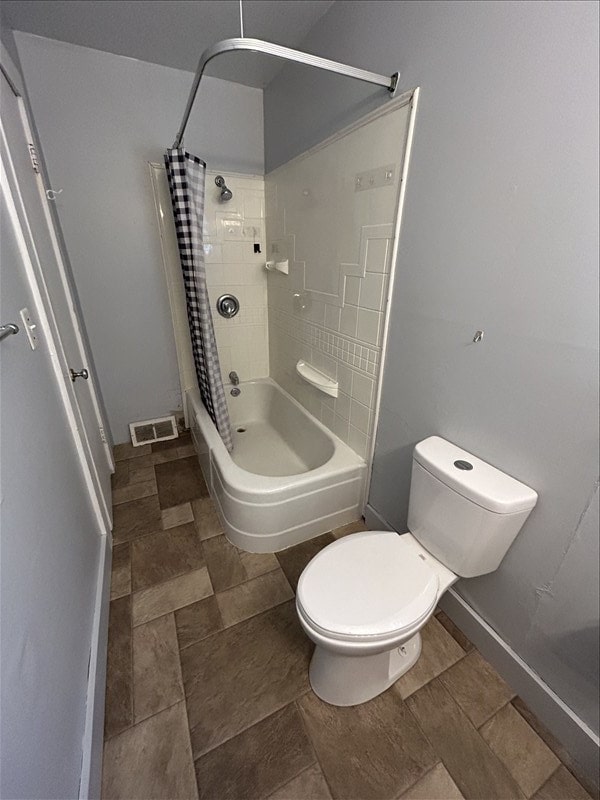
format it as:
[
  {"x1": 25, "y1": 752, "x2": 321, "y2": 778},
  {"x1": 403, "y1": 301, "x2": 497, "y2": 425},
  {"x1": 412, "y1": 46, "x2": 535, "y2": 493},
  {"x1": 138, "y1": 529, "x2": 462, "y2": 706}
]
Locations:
[{"x1": 413, "y1": 437, "x2": 538, "y2": 514}]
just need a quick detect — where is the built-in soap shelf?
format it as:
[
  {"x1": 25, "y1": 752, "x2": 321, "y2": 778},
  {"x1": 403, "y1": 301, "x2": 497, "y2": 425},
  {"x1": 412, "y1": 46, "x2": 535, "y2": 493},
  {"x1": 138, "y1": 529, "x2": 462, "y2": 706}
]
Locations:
[
  {"x1": 296, "y1": 360, "x2": 339, "y2": 398},
  {"x1": 265, "y1": 259, "x2": 289, "y2": 275}
]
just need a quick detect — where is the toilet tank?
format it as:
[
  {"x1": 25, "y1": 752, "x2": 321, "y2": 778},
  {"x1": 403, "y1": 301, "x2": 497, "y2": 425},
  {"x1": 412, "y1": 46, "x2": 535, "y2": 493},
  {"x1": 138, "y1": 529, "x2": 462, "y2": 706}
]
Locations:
[{"x1": 407, "y1": 437, "x2": 538, "y2": 578}]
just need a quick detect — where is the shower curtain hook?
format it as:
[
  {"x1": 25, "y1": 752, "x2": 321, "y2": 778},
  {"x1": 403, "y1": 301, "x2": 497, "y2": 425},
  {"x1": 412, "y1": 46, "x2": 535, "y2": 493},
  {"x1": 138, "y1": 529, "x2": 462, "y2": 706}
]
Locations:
[
  {"x1": 45, "y1": 188, "x2": 63, "y2": 201},
  {"x1": 239, "y1": 0, "x2": 244, "y2": 37}
]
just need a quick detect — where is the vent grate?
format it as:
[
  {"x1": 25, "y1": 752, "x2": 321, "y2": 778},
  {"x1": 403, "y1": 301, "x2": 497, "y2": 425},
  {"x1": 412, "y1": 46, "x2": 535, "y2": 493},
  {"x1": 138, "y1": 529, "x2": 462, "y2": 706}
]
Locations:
[{"x1": 129, "y1": 415, "x2": 178, "y2": 447}]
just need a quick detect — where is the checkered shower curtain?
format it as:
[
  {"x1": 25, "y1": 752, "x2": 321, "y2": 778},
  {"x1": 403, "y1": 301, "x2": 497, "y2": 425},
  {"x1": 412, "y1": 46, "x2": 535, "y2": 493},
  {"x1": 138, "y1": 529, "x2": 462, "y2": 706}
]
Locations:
[{"x1": 165, "y1": 149, "x2": 233, "y2": 452}]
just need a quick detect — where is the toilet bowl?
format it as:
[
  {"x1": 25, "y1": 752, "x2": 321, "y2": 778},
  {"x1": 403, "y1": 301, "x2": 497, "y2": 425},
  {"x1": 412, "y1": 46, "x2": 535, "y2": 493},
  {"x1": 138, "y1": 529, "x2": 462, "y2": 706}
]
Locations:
[
  {"x1": 296, "y1": 436, "x2": 538, "y2": 706},
  {"x1": 296, "y1": 530, "x2": 457, "y2": 706}
]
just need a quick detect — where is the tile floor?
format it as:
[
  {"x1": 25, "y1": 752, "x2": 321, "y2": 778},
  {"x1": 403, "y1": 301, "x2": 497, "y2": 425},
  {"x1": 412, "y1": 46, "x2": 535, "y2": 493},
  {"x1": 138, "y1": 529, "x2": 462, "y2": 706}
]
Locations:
[{"x1": 102, "y1": 438, "x2": 595, "y2": 800}]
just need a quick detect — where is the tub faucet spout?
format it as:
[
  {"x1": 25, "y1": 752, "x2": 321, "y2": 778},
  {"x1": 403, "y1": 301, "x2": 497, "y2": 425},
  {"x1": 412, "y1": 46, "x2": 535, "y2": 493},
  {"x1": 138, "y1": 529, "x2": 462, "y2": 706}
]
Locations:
[{"x1": 229, "y1": 371, "x2": 239, "y2": 386}]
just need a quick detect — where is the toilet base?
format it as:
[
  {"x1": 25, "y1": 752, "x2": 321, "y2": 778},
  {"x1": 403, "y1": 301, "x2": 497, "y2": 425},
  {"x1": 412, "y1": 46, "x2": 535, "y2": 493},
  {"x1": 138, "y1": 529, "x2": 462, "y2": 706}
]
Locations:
[{"x1": 308, "y1": 632, "x2": 422, "y2": 706}]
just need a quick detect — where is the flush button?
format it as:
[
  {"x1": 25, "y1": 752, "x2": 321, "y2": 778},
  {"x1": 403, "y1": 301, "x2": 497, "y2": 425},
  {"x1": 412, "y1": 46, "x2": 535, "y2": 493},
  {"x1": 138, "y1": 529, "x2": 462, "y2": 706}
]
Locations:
[{"x1": 454, "y1": 460, "x2": 473, "y2": 470}]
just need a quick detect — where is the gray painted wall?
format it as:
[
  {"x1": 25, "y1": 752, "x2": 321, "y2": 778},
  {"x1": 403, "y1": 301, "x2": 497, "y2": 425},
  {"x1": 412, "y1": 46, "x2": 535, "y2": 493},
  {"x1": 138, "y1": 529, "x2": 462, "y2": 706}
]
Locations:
[
  {"x1": 14, "y1": 32, "x2": 264, "y2": 443},
  {"x1": 1, "y1": 44, "x2": 102, "y2": 799},
  {"x1": 264, "y1": 0, "x2": 600, "y2": 738}
]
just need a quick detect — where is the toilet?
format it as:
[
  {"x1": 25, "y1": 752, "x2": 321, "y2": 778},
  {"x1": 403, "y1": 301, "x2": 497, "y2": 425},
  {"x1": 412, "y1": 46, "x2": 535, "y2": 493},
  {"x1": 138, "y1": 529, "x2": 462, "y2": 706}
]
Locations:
[{"x1": 296, "y1": 436, "x2": 538, "y2": 706}]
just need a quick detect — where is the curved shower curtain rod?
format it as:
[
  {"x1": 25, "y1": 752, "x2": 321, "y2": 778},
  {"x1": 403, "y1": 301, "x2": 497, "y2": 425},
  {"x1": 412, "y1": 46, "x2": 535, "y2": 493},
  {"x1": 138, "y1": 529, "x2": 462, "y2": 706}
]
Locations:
[{"x1": 172, "y1": 37, "x2": 399, "y2": 149}]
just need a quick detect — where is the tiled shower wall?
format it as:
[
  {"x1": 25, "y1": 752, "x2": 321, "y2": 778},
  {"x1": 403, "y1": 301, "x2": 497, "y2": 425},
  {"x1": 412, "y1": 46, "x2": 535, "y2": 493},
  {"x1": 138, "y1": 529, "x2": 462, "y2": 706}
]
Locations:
[
  {"x1": 266, "y1": 102, "x2": 411, "y2": 459},
  {"x1": 204, "y1": 172, "x2": 268, "y2": 382},
  {"x1": 152, "y1": 168, "x2": 268, "y2": 401}
]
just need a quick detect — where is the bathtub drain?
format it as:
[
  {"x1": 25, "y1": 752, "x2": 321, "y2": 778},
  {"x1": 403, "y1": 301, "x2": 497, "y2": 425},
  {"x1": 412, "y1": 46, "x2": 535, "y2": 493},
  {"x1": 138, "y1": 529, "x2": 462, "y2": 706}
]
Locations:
[{"x1": 236, "y1": 427, "x2": 246, "y2": 433}]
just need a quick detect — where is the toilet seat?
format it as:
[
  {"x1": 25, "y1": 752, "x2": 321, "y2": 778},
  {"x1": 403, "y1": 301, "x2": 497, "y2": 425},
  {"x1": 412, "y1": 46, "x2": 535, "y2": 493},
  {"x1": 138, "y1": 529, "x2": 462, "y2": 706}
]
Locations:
[{"x1": 296, "y1": 531, "x2": 439, "y2": 643}]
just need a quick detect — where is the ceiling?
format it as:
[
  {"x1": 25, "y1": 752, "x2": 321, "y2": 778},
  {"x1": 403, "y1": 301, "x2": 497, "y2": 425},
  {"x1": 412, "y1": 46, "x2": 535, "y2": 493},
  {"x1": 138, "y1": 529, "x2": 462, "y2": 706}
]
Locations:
[{"x1": 1, "y1": 0, "x2": 335, "y2": 88}]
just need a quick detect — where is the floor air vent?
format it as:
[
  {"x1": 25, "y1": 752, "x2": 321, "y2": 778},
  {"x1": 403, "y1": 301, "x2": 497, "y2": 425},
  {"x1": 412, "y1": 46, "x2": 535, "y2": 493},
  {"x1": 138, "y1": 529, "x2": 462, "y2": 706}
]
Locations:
[{"x1": 129, "y1": 415, "x2": 178, "y2": 447}]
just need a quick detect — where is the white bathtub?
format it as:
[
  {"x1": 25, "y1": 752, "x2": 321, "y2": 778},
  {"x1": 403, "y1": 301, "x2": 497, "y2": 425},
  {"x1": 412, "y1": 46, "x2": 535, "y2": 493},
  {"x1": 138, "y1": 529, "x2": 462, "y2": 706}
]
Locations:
[{"x1": 186, "y1": 378, "x2": 367, "y2": 552}]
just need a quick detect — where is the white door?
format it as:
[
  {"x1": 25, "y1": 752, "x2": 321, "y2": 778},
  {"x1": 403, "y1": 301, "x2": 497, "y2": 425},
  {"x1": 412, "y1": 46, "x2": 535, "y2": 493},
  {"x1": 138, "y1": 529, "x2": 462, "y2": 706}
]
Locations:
[{"x1": 1, "y1": 68, "x2": 113, "y2": 532}]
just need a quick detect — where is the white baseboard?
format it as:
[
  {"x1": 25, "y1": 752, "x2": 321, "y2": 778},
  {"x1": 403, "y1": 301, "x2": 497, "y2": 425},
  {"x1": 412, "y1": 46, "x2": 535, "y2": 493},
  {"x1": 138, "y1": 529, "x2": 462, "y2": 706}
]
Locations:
[
  {"x1": 79, "y1": 535, "x2": 112, "y2": 800},
  {"x1": 364, "y1": 503, "x2": 599, "y2": 792},
  {"x1": 440, "y1": 589, "x2": 599, "y2": 793}
]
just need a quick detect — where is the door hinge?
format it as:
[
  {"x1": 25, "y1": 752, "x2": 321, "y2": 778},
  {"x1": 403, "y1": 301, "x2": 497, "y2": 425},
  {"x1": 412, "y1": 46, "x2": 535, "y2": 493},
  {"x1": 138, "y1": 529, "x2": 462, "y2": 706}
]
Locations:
[
  {"x1": 99, "y1": 426, "x2": 107, "y2": 444},
  {"x1": 27, "y1": 142, "x2": 40, "y2": 174}
]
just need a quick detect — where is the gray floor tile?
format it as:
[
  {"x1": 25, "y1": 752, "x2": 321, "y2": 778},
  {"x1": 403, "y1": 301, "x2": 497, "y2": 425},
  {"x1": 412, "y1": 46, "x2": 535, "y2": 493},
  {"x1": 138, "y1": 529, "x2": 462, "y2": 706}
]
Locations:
[
  {"x1": 268, "y1": 764, "x2": 332, "y2": 800},
  {"x1": 202, "y1": 534, "x2": 247, "y2": 591},
  {"x1": 131, "y1": 523, "x2": 205, "y2": 592},
  {"x1": 192, "y1": 497, "x2": 224, "y2": 540},
  {"x1": 238, "y1": 549, "x2": 280, "y2": 579},
  {"x1": 112, "y1": 495, "x2": 162, "y2": 544},
  {"x1": 110, "y1": 543, "x2": 131, "y2": 600},
  {"x1": 439, "y1": 650, "x2": 515, "y2": 728},
  {"x1": 104, "y1": 595, "x2": 133, "y2": 740},
  {"x1": 480, "y1": 703, "x2": 559, "y2": 797},
  {"x1": 399, "y1": 763, "x2": 464, "y2": 799},
  {"x1": 194, "y1": 704, "x2": 315, "y2": 800},
  {"x1": 132, "y1": 567, "x2": 213, "y2": 626},
  {"x1": 298, "y1": 688, "x2": 437, "y2": 799},
  {"x1": 102, "y1": 702, "x2": 198, "y2": 800},
  {"x1": 155, "y1": 456, "x2": 208, "y2": 509},
  {"x1": 532, "y1": 766, "x2": 592, "y2": 800},
  {"x1": 162, "y1": 502, "x2": 194, "y2": 530},
  {"x1": 180, "y1": 601, "x2": 311, "y2": 758},
  {"x1": 133, "y1": 614, "x2": 184, "y2": 723},
  {"x1": 216, "y1": 569, "x2": 294, "y2": 628},
  {"x1": 112, "y1": 478, "x2": 157, "y2": 506},
  {"x1": 511, "y1": 698, "x2": 597, "y2": 798},
  {"x1": 113, "y1": 443, "x2": 151, "y2": 462},
  {"x1": 406, "y1": 679, "x2": 524, "y2": 799},
  {"x1": 175, "y1": 595, "x2": 224, "y2": 650}
]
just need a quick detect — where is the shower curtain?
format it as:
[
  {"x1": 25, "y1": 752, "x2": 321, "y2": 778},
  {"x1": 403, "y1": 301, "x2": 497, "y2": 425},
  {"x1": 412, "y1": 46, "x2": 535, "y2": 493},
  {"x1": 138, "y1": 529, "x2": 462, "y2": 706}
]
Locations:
[{"x1": 165, "y1": 148, "x2": 233, "y2": 452}]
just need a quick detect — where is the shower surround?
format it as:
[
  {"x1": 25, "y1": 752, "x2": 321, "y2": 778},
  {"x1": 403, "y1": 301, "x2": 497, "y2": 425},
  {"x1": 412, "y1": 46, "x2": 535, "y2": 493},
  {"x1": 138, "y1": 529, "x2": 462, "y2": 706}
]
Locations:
[
  {"x1": 265, "y1": 99, "x2": 413, "y2": 461},
  {"x1": 153, "y1": 98, "x2": 415, "y2": 548},
  {"x1": 151, "y1": 165, "x2": 269, "y2": 398}
]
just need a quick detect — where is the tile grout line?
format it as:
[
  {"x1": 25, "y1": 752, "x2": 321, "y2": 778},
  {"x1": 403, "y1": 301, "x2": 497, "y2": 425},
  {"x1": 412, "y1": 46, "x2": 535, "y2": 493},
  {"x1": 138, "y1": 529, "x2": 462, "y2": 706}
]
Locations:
[
  {"x1": 393, "y1": 760, "x2": 446, "y2": 800},
  {"x1": 264, "y1": 761, "x2": 321, "y2": 800},
  {"x1": 508, "y1": 699, "x2": 594, "y2": 797},
  {"x1": 292, "y1": 696, "x2": 337, "y2": 800},
  {"x1": 103, "y1": 698, "x2": 187, "y2": 744},
  {"x1": 533, "y1": 763, "x2": 566, "y2": 799},
  {"x1": 426, "y1": 677, "x2": 526, "y2": 797},
  {"x1": 176, "y1": 637, "x2": 202, "y2": 800},
  {"x1": 191, "y1": 696, "x2": 307, "y2": 765}
]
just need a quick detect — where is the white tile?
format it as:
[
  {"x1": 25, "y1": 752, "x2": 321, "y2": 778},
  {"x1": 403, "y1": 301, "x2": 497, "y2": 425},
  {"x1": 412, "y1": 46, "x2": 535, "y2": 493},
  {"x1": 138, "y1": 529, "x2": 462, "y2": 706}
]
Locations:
[
  {"x1": 320, "y1": 354, "x2": 337, "y2": 378},
  {"x1": 337, "y1": 363, "x2": 353, "y2": 394},
  {"x1": 360, "y1": 272, "x2": 386, "y2": 311},
  {"x1": 321, "y1": 403, "x2": 335, "y2": 430},
  {"x1": 365, "y1": 238, "x2": 390, "y2": 273},
  {"x1": 340, "y1": 305, "x2": 358, "y2": 337},
  {"x1": 344, "y1": 276, "x2": 361, "y2": 305},
  {"x1": 306, "y1": 300, "x2": 325, "y2": 326},
  {"x1": 217, "y1": 213, "x2": 244, "y2": 241},
  {"x1": 332, "y1": 414, "x2": 350, "y2": 443},
  {"x1": 352, "y1": 372, "x2": 375, "y2": 407},
  {"x1": 324, "y1": 304, "x2": 341, "y2": 331},
  {"x1": 335, "y1": 391, "x2": 351, "y2": 421},
  {"x1": 242, "y1": 263, "x2": 267, "y2": 285},
  {"x1": 242, "y1": 191, "x2": 264, "y2": 219},
  {"x1": 348, "y1": 425, "x2": 369, "y2": 459},
  {"x1": 350, "y1": 399, "x2": 371, "y2": 434},
  {"x1": 245, "y1": 284, "x2": 266, "y2": 306},
  {"x1": 221, "y1": 242, "x2": 247, "y2": 262},
  {"x1": 203, "y1": 243, "x2": 223, "y2": 263},
  {"x1": 357, "y1": 308, "x2": 381, "y2": 345}
]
